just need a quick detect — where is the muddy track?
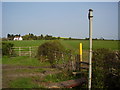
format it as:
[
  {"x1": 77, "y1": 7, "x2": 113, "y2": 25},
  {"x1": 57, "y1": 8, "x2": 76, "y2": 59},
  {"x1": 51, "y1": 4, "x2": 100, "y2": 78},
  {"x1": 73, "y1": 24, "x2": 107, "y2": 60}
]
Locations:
[
  {"x1": 3, "y1": 64, "x2": 62, "y2": 77},
  {"x1": 4, "y1": 70, "x2": 62, "y2": 78},
  {"x1": 2, "y1": 64, "x2": 63, "y2": 88},
  {"x1": 3, "y1": 64, "x2": 52, "y2": 70}
]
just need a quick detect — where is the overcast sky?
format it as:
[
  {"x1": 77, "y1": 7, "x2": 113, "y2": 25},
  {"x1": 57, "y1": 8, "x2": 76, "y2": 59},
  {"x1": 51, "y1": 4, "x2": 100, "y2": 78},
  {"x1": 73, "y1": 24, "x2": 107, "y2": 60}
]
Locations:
[{"x1": 2, "y1": 2, "x2": 118, "y2": 40}]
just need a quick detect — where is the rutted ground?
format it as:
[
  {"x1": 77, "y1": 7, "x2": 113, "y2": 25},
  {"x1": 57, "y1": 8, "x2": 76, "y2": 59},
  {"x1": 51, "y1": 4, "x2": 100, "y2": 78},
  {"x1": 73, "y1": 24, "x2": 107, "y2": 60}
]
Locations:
[{"x1": 2, "y1": 64, "x2": 62, "y2": 88}]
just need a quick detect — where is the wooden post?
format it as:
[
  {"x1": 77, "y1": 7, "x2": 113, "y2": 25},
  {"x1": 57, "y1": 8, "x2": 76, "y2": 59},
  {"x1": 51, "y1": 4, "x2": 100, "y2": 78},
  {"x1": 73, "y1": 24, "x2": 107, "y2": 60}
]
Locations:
[
  {"x1": 19, "y1": 47, "x2": 21, "y2": 56},
  {"x1": 62, "y1": 53, "x2": 64, "y2": 62},
  {"x1": 54, "y1": 51, "x2": 57, "y2": 63},
  {"x1": 29, "y1": 47, "x2": 32, "y2": 57}
]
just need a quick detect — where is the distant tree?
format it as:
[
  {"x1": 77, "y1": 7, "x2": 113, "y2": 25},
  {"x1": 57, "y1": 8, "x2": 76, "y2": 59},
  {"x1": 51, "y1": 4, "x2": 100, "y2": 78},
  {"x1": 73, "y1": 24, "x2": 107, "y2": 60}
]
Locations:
[
  {"x1": 52, "y1": 37, "x2": 57, "y2": 40},
  {"x1": 41, "y1": 34, "x2": 44, "y2": 39},
  {"x1": 11, "y1": 34, "x2": 15, "y2": 40},
  {"x1": 95, "y1": 38, "x2": 98, "y2": 40},
  {"x1": 15, "y1": 34, "x2": 19, "y2": 37},
  {"x1": 58, "y1": 37, "x2": 60, "y2": 40},
  {"x1": 22, "y1": 34, "x2": 30, "y2": 40},
  {"x1": 45, "y1": 35, "x2": 53, "y2": 40},
  {"x1": 93, "y1": 38, "x2": 98, "y2": 40},
  {"x1": 7, "y1": 34, "x2": 15, "y2": 40},
  {"x1": 18, "y1": 34, "x2": 21, "y2": 37},
  {"x1": 85, "y1": 37, "x2": 89, "y2": 40},
  {"x1": 69, "y1": 37, "x2": 71, "y2": 40},
  {"x1": 7, "y1": 34, "x2": 10, "y2": 38},
  {"x1": 100, "y1": 37, "x2": 104, "y2": 40}
]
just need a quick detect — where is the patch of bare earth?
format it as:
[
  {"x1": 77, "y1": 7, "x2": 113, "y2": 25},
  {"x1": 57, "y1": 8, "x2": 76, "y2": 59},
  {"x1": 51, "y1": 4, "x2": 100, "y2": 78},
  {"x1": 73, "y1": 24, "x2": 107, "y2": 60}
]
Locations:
[{"x1": 2, "y1": 64, "x2": 62, "y2": 88}]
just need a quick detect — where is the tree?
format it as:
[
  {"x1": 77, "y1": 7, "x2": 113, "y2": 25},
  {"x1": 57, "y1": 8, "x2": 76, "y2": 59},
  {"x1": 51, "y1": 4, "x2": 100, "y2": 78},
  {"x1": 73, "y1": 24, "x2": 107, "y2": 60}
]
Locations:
[
  {"x1": 58, "y1": 37, "x2": 60, "y2": 40},
  {"x1": 41, "y1": 34, "x2": 43, "y2": 39},
  {"x1": 45, "y1": 35, "x2": 53, "y2": 40},
  {"x1": 7, "y1": 34, "x2": 10, "y2": 38},
  {"x1": 100, "y1": 37, "x2": 104, "y2": 40},
  {"x1": 69, "y1": 37, "x2": 71, "y2": 40},
  {"x1": 7, "y1": 34, "x2": 15, "y2": 40}
]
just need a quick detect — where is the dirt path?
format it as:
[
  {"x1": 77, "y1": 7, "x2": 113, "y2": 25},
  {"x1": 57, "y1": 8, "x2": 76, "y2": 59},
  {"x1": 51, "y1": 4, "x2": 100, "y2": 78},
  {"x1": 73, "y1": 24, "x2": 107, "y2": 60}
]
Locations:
[
  {"x1": 3, "y1": 64, "x2": 51, "y2": 70},
  {"x1": 2, "y1": 64, "x2": 62, "y2": 88},
  {"x1": 4, "y1": 70, "x2": 62, "y2": 78}
]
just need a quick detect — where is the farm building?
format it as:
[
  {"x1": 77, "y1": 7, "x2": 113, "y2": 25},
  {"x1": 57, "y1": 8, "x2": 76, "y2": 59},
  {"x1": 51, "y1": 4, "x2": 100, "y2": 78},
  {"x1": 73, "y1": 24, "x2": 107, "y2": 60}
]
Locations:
[{"x1": 13, "y1": 36, "x2": 23, "y2": 40}]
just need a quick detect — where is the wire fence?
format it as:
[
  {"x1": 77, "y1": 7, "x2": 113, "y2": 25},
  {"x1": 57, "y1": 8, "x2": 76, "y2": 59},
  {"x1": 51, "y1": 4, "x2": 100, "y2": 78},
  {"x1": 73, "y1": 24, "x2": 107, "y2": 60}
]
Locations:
[
  {"x1": 38, "y1": 49, "x2": 89, "y2": 72},
  {"x1": 12, "y1": 46, "x2": 89, "y2": 72}
]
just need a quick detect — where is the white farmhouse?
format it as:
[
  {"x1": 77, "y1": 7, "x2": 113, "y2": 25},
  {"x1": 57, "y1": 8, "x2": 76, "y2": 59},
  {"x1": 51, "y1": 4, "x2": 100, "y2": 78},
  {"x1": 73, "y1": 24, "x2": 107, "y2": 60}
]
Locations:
[{"x1": 13, "y1": 36, "x2": 23, "y2": 40}]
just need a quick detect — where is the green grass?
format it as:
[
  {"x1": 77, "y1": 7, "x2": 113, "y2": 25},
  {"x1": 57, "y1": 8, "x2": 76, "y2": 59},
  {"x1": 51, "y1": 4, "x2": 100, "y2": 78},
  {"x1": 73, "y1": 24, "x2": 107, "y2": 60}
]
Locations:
[
  {"x1": 3, "y1": 40, "x2": 119, "y2": 50},
  {"x1": 2, "y1": 56, "x2": 50, "y2": 66},
  {"x1": 43, "y1": 72, "x2": 79, "y2": 83},
  {"x1": 60, "y1": 40, "x2": 119, "y2": 50},
  {"x1": 9, "y1": 77, "x2": 42, "y2": 88},
  {"x1": 2, "y1": 40, "x2": 119, "y2": 65}
]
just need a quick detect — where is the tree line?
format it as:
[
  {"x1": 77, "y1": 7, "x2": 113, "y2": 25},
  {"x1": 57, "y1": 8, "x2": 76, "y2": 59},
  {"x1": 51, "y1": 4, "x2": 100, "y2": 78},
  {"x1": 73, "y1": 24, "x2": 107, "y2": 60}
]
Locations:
[
  {"x1": 4, "y1": 33, "x2": 107, "y2": 41},
  {"x1": 6, "y1": 33, "x2": 62, "y2": 40}
]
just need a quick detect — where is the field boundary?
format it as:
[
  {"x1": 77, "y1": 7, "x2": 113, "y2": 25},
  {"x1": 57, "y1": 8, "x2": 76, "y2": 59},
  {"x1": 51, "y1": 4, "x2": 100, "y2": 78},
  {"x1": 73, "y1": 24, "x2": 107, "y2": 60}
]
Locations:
[{"x1": 12, "y1": 46, "x2": 38, "y2": 57}]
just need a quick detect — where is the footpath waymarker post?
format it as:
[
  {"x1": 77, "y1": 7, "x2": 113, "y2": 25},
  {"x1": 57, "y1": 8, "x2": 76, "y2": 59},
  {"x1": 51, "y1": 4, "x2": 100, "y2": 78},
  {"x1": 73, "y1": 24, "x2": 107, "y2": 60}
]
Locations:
[
  {"x1": 88, "y1": 9, "x2": 93, "y2": 90},
  {"x1": 80, "y1": 43, "x2": 82, "y2": 62}
]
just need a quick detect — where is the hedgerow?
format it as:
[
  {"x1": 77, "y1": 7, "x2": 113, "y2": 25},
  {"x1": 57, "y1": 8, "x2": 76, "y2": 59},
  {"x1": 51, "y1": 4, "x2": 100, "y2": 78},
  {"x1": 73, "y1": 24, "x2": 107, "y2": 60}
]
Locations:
[
  {"x1": 2, "y1": 42, "x2": 14, "y2": 56},
  {"x1": 92, "y1": 48, "x2": 120, "y2": 88}
]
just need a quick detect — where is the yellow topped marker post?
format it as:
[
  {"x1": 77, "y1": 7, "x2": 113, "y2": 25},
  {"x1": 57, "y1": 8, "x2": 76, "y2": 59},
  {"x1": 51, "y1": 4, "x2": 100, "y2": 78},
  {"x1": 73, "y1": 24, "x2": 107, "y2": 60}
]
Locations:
[{"x1": 79, "y1": 43, "x2": 82, "y2": 62}]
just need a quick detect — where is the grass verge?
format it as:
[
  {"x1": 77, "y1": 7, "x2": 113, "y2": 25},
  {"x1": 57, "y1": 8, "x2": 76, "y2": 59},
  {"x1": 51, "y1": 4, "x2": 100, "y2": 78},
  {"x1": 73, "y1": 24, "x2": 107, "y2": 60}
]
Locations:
[
  {"x1": 2, "y1": 56, "x2": 50, "y2": 66},
  {"x1": 43, "y1": 72, "x2": 80, "y2": 83},
  {"x1": 9, "y1": 77, "x2": 43, "y2": 88}
]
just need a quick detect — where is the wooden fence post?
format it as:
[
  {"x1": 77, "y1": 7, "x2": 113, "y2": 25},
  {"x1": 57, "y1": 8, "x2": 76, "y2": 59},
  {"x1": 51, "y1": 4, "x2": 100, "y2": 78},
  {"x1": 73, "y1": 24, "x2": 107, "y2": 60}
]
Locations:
[
  {"x1": 54, "y1": 51, "x2": 57, "y2": 63},
  {"x1": 19, "y1": 47, "x2": 21, "y2": 56},
  {"x1": 72, "y1": 56, "x2": 75, "y2": 71},
  {"x1": 29, "y1": 47, "x2": 32, "y2": 57},
  {"x1": 61, "y1": 53, "x2": 64, "y2": 63}
]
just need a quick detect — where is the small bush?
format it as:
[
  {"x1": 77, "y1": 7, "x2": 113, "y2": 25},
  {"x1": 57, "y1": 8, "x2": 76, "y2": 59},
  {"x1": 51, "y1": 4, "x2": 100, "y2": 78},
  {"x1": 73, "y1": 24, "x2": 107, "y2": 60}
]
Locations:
[
  {"x1": 2, "y1": 42, "x2": 14, "y2": 56},
  {"x1": 37, "y1": 40, "x2": 64, "y2": 67}
]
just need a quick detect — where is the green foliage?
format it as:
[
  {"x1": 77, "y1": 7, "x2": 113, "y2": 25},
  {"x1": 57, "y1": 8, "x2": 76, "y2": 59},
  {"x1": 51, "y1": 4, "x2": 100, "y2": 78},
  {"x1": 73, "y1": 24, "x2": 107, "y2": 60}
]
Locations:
[
  {"x1": 43, "y1": 72, "x2": 79, "y2": 82},
  {"x1": 22, "y1": 33, "x2": 37, "y2": 40},
  {"x1": 9, "y1": 77, "x2": 40, "y2": 88},
  {"x1": 2, "y1": 42, "x2": 14, "y2": 56},
  {"x1": 92, "y1": 48, "x2": 120, "y2": 88},
  {"x1": 37, "y1": 40, "x2": 64, "y2": 67}
]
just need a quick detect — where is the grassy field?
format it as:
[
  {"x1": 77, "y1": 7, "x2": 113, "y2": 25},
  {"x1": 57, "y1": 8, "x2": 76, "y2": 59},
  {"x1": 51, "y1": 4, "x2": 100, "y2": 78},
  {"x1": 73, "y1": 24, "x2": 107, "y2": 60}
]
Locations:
[
  {"x1": 3, "y1": 40, "x2": 119, "y2": 60},
  {"x1": 2, "y1": 56, "x2": 50, "y2": 66},
  {"x1": 2, "y1": 39, "x2": 119, "y2": 88},
  {"x1": 3, "y1": 40, "x2": 119, "y2": 50}
]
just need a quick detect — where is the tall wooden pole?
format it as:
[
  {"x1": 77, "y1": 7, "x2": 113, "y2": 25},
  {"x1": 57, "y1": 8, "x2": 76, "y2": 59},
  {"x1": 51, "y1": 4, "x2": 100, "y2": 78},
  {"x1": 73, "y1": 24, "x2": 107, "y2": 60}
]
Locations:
[{"x1": 88, "y1": 9, "x2": 93, "y2": 90}]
